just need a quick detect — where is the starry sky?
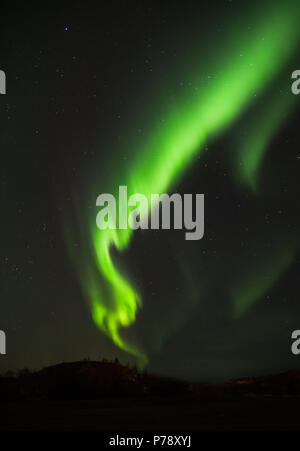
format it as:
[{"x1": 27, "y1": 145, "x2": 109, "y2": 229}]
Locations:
[{"x1": 1, "y1": 0, "x2": 300, "y2": 381}]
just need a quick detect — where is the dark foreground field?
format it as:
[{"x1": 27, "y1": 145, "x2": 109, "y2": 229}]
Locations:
[
  {"x1": 1, "y1": 395, "x2": 300, "y2": 430},
  {"x1": 1, "y1": 361, "x2": 300, "y2": 430}
]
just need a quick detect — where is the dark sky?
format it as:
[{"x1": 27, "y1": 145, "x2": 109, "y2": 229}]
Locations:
[{"x1": 1, "y1": 0, "x2": 300, "y2": 381}]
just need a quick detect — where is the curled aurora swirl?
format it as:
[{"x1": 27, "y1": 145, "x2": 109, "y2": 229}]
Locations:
[{"x1": 66, "y1": 3, "x2": 300, "y2": 368}]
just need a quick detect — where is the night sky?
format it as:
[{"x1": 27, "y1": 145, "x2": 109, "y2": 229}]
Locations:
[{"x1": 1, "y1": 0, "x2": 300, "y2": 382}]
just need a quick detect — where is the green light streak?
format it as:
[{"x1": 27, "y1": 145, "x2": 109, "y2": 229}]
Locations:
[
  {"x1": 69, "y1": 3, "x2": 300, "y2": 367},
  {"x1": 235, "y1": 90, "x2": 297, "y2": 193},
  {"x1": 232, "y1": 246, "x2": 296, "y2": 318}
]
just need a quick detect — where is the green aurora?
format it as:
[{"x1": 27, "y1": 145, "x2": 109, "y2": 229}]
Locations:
[{"x1": 66, "y1": 3, "x2": 300, "y2": 367}]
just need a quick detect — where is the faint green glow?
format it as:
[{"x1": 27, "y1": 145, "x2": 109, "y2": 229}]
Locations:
[
  {"x1": 233, "y1": 246, "x2": 296, "y2": 318},
  {"x1": 68, "y1": 3, "x2": 300, "y2": 367},
  {"x1": 235, "y1": 91, "x2": 297, "y2": 193}
]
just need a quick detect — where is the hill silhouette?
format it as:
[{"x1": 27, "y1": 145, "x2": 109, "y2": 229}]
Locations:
[
  {"x1": 1, "y1": 361, "x2": 300, "y2": 430},
  {"x1": 0, "y1": 359, "x2": 188, "y2": 401}
]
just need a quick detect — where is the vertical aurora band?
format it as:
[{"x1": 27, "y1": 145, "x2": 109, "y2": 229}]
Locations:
[{"x1": 71, "y1": 4, "x2": 300, "y2": 367}]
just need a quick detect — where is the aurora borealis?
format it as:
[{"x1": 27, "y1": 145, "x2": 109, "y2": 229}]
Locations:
[
  {"x1": 67, "y1": 2, "x2": 300, "y2": 368},
  {"x1": 1, "y1": 0, "x2": 300, "y2": 381}
]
